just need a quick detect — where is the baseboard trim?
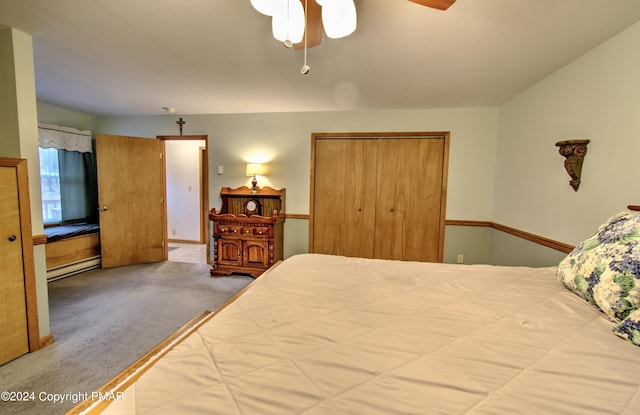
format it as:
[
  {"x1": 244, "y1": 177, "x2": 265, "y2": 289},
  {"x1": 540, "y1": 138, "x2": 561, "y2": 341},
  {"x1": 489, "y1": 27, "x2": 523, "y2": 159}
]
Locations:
[
  {"x1": 167, "y1": 239, "x2": 202, "y2": 244},
  {"x1": 446, "y1": 220, "x2": 574, "y2": 253},
  {"x1": 38, "y1": 334, "x2": 55, "y2": 350},
  {"x1": 47, "y1": 256, "x2": 101, "y2": 282}
]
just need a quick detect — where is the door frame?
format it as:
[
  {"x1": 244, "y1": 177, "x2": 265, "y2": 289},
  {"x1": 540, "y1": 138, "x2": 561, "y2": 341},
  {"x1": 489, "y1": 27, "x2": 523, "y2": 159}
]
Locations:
[
  {"x1": 0, "y1": 157, "x2": 40, "y2": 353},
  {"x1": 157, "y1": 135, "x2": 210, "y2": 263},
  {"x1": 309, "y1": 131, "x2": 450, "y2": 262}
]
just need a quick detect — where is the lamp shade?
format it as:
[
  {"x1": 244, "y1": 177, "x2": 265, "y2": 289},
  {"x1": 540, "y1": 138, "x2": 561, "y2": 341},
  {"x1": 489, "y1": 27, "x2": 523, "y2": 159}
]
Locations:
[{"x1": 246, "y1": 163, "x2": 265, "y2": 176}]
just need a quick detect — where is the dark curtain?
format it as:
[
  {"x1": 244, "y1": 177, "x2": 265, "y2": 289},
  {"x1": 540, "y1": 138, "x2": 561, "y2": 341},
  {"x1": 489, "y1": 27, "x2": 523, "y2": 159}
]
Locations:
[{"x1": 57, "y1": 149, "x2": 98, "y2": 223}]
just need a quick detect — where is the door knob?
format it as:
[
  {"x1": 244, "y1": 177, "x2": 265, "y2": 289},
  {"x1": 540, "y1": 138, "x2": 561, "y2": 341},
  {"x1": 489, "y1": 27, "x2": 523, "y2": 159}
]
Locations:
[
  {"x1": 8, "y1": 235, "x2": 17, "y2": 242},
  {"x1": 98, "y1": 206, "x2": 108, "y2": 212}
]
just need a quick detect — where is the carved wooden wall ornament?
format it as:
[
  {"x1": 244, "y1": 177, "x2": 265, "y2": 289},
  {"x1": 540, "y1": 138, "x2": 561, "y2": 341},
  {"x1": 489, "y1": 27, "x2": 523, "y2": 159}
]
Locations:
[{"x1": 556, "y1": 139, "x2": 590, "y2": 191}]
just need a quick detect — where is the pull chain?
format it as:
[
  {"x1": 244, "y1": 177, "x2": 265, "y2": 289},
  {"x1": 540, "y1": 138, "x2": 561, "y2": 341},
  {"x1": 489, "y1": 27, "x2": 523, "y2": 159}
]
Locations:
[{"x1": 301, "y1": 0, "x2": 310, "y2": 74}]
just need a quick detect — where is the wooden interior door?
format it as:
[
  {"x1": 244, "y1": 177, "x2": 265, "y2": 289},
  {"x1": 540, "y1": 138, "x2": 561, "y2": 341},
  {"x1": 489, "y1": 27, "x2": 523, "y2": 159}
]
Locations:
[
  {"x1": 96, "y1": 134, "x2": 166, "y2": 268},
  {"x1": 0, "y1": 158, "x2": 39, "y2": 365},
  {"x1": 0, "y1": 165, "x2": 29, "y2": 364},
  {"x1": 311, "y1": 138, "x2": 377, "y2": 257},
  {"x1": 374, "y1": 138, "x2": 445, "y2": 262}
]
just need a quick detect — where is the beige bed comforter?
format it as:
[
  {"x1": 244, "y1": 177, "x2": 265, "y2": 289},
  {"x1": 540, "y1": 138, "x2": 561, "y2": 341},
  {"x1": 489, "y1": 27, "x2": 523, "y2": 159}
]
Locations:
[{"x1": 78, "y1": 254, "x2": 640, "y2": 414}]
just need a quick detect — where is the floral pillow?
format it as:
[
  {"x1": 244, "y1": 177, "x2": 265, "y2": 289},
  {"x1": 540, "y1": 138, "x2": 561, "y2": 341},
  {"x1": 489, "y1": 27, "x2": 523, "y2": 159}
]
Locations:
[
  {"x1": 613, "y1": 308, "x2": 640, "y2": 345},
  {"x1": 557, "y1": 211, "x2": 640, "y2": 325}
]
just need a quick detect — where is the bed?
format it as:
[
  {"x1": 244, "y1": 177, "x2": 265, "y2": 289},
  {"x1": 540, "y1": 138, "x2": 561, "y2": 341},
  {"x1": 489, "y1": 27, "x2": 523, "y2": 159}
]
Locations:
[
  {"x1": 45, "y1": 223, "x2": 101, "y2": 281},
  {"x1": 70, "y1": 211, "x2": 640, "y2": 414}
]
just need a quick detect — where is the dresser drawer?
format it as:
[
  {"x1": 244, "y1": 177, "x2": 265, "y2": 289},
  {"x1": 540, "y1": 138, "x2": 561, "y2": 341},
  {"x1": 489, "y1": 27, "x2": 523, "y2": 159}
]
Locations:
[
  {"x1": 232, "y1": 226, "x2": 269, "y2": 237},
  {"x1": 217, "y1": 224, "x2": 242, "y2": 235},
  {"x1": 219, "y1": 225, "x2": 269, "y2": 237},
  {"x1": 253, "y1": 227, "x2": 269, "y2": 237}
]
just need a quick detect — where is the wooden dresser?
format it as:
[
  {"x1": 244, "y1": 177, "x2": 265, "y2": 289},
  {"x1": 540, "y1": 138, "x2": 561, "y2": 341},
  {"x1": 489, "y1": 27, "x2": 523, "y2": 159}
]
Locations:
[{"x1": 209, "y1": 186, "x2": 285, "y2": 278}]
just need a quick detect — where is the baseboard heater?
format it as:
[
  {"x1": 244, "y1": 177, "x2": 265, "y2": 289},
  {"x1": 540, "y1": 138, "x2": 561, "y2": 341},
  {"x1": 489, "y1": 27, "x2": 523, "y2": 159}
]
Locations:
[{"x1": 46, "y1": 256, "x2": 101, "y2": 282}]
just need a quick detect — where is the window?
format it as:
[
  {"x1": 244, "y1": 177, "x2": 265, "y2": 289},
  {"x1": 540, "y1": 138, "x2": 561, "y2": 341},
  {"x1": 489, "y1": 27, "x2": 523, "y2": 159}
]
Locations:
[
  {"x1": 39, "y1": 147, "x2": 62, "y2": 224},
  {"x1": 37, "y1": 124, "x2": 98, "y2": 225}
]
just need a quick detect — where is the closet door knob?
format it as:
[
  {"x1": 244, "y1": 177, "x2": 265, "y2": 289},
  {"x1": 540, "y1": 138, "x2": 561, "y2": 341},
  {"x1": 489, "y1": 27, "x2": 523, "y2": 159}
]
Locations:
[{"x1": 8, "y1": 235, "x2": 17, "y2": 242}]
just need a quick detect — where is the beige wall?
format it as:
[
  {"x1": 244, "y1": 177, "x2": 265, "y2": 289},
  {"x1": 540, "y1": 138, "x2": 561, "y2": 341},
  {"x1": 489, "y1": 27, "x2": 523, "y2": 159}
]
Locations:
[
  {"x1": 0, "y1": 28, "x2": 49, "y2": 338},
  {"x1": 488, "y1": 230, "x2": 567, "y2": 267},
  {"x1": 494, "y1": 20, "x2": 640, "y2": 247},
  {"x1": 37, "y1": 101, "x2": 93, "y2": 131},
  {"x1": 94, "y1": 107, "x2": 500, "y2": 258}
]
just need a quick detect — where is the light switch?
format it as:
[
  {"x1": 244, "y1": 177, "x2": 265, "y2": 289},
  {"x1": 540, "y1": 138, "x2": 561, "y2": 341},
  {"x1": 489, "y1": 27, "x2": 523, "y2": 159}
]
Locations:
[{"x1": 217, "y1": 165, "x2": 224, "y2": 175}]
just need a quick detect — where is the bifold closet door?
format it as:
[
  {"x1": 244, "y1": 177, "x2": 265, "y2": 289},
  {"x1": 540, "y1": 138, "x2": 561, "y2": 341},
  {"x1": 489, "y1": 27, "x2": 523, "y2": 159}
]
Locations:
[
  {"x1": 311, "y1": 138, "x2": 377, "y2": 258},
  {"x1": 311, "y1": 133, "x2": 448, "y2": 262},
  {"x1": 374, "y1": 138, "x2": 445, "y2": 262}
]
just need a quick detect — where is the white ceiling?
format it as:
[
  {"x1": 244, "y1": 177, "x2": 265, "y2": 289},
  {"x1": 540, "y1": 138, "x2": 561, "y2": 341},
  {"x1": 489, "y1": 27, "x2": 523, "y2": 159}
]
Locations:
[{"x1": 2, "y1": 0, "x2": 640, "y2": 116}]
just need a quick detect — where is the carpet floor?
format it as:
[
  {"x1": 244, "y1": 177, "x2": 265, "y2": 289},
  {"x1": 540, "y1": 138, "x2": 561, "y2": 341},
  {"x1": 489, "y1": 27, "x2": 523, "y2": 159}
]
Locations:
[{"x1": 0, "y1": 261, "x2": 253, "y2": 415}]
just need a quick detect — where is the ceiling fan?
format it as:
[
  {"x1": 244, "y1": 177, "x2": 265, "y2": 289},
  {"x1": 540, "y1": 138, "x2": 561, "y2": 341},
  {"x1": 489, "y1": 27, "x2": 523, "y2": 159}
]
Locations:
[
  {"x1": 251, "y1": 0, "x2": 456, "y2": 50},
  {"x1": 293, "y1": 0, "x2": 457, "y2": 50}
]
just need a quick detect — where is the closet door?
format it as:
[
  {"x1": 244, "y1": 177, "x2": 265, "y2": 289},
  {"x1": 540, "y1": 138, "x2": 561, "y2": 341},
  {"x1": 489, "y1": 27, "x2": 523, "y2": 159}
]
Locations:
[
  {"x1": 374, "y1": 138, "x2": 445, "y2": 262},
  {"x1": 0, "y1": 158, "x2": 38, "y2": 365},
  {"x1": 310, "y1": 132, "x2": 448, "y2": 262},
  {"x1": 311, "y1": 138, "x2": 377, "y2": 257},
  {"x1": 0, "y1": 165, "x2": 29, "y2": 364}
]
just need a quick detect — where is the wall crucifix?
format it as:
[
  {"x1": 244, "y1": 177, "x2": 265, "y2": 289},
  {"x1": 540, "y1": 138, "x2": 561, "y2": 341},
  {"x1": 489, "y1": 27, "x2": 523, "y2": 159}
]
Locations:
[{"x1": 176, "y1": 117, "x2": 186, "y2": 136}]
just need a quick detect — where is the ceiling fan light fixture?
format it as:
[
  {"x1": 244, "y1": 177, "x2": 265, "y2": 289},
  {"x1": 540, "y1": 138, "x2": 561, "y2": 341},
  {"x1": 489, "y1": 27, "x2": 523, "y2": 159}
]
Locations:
[
  {"x1": 271, "y1": 0, "x2": 305, "y2": 44},
  {"x1": 316, "y1": 0, "x2": 357, "y2": 39},
  {"x1": 250, "y1": 0, "x2": 276, "y2": 16},
  {"x1": 251, "y1": 0, "x2": 359, "y2": 52}
]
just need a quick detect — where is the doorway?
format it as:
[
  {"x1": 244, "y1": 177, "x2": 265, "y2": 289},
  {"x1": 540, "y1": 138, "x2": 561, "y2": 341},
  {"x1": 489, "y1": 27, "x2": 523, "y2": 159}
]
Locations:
[{"x1": 158, "y1": 135, "x2": 209, "y2": 264}]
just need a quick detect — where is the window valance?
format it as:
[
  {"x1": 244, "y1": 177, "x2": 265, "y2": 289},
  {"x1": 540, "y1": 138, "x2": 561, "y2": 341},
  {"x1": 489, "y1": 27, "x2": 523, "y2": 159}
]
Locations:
[{"x1": 38, "y1": 123, "x2": 93, "y2": 153}]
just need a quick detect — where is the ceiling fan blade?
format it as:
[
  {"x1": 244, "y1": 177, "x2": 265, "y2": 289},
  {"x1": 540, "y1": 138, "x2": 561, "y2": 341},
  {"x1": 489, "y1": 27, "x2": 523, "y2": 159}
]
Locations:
[
  {"x1": 294, "y1": 0, "x2": 322, "y2": 50},
  {"x1": 408, "y1": 0, "x2": 456, "y2": 10}
]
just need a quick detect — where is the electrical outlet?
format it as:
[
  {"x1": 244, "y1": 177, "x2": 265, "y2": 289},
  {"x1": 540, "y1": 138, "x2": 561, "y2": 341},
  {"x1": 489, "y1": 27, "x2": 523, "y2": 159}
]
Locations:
[
  {"x1": 457, "y1": 254, "x2": 464, "y2": 264},
  {"x1": 172, "y1": 229, "x2": 176, "y2": 236}
]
